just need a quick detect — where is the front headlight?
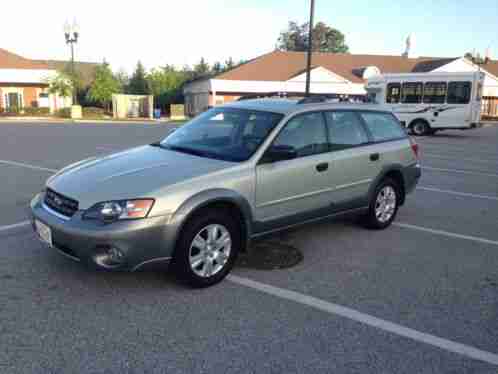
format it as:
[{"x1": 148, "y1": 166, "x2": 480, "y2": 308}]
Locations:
[{"x1": 83, "y1": 199, "x2": 155, "y2": 222}]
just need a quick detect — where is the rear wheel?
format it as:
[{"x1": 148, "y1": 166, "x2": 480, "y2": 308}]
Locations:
[
  {"x1": 411, "y1": 120, "x2": 430, "y2": 136},
  {"x1": 363, "y1": 178, "x2": 400, "y2": 230},
  {"x1": 173, "y1": 210, "x2": 240, "y2": 288}
]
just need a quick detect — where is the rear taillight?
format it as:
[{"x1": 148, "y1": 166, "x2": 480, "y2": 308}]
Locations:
[{"x1": 409, "y1": 137, "x2": 419, "y2": 159}]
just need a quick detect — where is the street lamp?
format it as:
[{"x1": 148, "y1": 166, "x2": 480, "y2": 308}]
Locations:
[
  {"x1": 305, "y1": 0, "x2": 315, "y2": 97},
  {"x1": 64, "y1": 19, "x2": 79, "y2": 105}
]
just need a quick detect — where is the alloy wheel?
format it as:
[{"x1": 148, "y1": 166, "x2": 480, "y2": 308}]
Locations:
[
  {"x1": 375, "y1": 186, "x2": 397, "y2": 223},
  {"x1": 189, "y1": 224, "x2": 232, "y2": 278}
]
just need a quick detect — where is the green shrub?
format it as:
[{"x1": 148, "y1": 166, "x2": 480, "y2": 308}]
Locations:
[
  {"x1": 22, "y1": 107, "x2": 50, "y2": 116},
  {"x1": 82, "y1": 106, "x2": 112, "y2": 119},
  {"x1": 56, "y1": 108, "x2": 71, "y2": 118}
]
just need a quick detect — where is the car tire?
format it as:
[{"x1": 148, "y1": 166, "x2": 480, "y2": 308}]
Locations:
[
  {"x1": 363, "y1": 178, "x2": 401, "y2": 230},
  {"x1": 411, "y1": 120, "x2": 431, "y2": 136},
  {"x1": 172, "y1": 209, "x2": 240, "y2": 288}
]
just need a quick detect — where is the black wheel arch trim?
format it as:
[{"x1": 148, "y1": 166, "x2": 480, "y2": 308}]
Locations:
[
  {"x1": 170, "y1": 189, "x2": 253, "y2": 253},
  {"x1": 368, "y1": 164, "x2": 407, "y2": 206}
]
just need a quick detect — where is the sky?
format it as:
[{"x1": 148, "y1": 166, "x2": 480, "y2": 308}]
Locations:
[{"x1": 1, "y1": 0, "x2": 497, "y2": 73}]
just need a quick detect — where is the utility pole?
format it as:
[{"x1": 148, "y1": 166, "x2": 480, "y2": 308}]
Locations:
[{"x1": 305, "y1": 0, "x2": 315, "y2": 97}]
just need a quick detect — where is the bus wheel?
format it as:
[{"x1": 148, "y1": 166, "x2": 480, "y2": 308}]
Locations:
[{"x1": 411, "y1": 120, "x2": 430, "y2": 136}]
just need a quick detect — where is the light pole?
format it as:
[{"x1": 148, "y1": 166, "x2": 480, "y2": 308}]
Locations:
[
  {"x1": 64, "y1": 19, "x2": 79, "y2": 105},
  {"x1": 305, "y1": 0, "x2": 315, "y2": 97}
]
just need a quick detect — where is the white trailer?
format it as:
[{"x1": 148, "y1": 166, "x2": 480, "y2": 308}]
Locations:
[{"x1": 365, "y1": 72, "x2": 484, "y2": 135}]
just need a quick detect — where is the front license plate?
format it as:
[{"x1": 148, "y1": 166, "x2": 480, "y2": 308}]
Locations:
[{"x1": 35, "y1": 220, "x2": 52, "y2": 247}]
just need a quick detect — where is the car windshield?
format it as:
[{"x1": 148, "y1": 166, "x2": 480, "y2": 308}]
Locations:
[{"x1": 160, "y1": 107, "x2": 284, "y2": 162}]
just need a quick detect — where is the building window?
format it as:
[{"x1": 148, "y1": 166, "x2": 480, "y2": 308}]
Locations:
[
  {"x1": 447, "y1": 82, "x2": 471, "y2": 104},
  {"x1": 423, "y1": 82, "x2": 447, "y2": 104},
  {"x1": 386, "y1": 83, "x2": 401, "y2": 103},
  {"x1": 401, "y1": 82, "x2": 423, "y2": 103}
]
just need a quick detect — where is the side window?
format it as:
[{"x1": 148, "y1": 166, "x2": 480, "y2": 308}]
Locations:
[
  {"x1": 386, "y1": 83, "x2": 401, "y2": 103},
  {"x1": 272, "y1": 112, "x2": 328, "y2": 158},
  {"x1": 401, "y1": 82, "x2": 423, "y2": 103},
  {"x1": 447, "y1": 82, "x2": 471, "y2": 104},
  {"x1": 360, "y1": 112, "x2": 407, "y2": 142},
  {"x1": 423, "y1": 82, "x2": 447, "y2": 104},
  {"x1": 324, "y1": 111, "x2": 369, "y2": 151}
]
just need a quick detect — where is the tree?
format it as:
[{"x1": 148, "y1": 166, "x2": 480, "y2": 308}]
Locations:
[
  {"x1": 127, "y1": 61, "x2": 150, "y2": 95},
  {"x1": 193, "y1": 57, "x2": 210, "y2": 77},
  {"x1": 147, "y1": 65, "x2": 189, "y2": 111},
  {"x1": 87, "y1": 62, "x2": 121, "y2": 111},
  {"x1": 45, "y1": 71, "x2": 73, "y2": 98},
  {"x1": 212, "y1": 61, "x2": 223, "y2": 75},
  {"x1": 277, "y1": 21, "x2": 349, "y2": 53},
  {"x1": 224, "y1": 57, "x2": 235, "y2": 70},
  {"x1": 114, "y1": 68, "x2": 129, "y2": 92}
]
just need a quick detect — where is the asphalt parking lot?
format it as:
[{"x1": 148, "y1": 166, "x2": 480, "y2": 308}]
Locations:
[{"x1": 1, "y1": 121, "x2": 498, "y2": 373}]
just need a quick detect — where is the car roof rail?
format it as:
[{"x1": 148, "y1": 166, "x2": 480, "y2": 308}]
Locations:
[
  {"x1": 237, "y1": 92, "x2": 289, "y2": 101},
  {"x1": 297, "y1": 95, "x2": 333, "y2": 104}
]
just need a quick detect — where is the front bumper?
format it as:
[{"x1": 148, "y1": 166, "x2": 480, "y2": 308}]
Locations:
[{"x1": 30, "y1": 193, "x2": 175, "y2": 271}]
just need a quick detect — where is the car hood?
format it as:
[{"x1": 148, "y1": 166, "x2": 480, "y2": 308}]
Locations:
[{"x1": 47, "y1": 145, "x2": 233, "y2": 209}]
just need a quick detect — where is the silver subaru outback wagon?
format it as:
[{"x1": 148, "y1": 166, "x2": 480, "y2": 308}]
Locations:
[{"x1": 30, "y1": 99, "x2": 421, "y2": 287}]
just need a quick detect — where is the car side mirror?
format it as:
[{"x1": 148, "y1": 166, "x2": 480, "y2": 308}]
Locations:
[{"x1": 261, "y1": 145, "x2": 297, "y2": 163}]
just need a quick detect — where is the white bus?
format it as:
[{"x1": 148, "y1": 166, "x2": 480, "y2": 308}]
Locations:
[{"x1": 365, "y1": 72, "x2": 484, "y2": 135}]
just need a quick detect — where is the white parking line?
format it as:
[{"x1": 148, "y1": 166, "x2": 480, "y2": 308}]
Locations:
[
  {"x1": 417, "y1": 187, "x2": 498, "y2": 201},
  {"x1": 394, "y1": 223, "x2": 498, "y2": 246},
  {"x1": 423, "y1": 153, "x2": 498, "y2": 165},
  {"x1": 423, "y1": 166, "x2": 498, "y2": 178},
  {"x1": 0, "y1": 159, "x2": 57, "y2": 173},
  {"x1": 0, "y1": 220, "x2": 31, "y2": 233},
  {"x1": 228, "y1": 275, "x2": 498, "y2": 366}
]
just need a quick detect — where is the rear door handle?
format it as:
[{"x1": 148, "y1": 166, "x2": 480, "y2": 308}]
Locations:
[
  {"x1": 370, "y1": 153, "x2": 380, "y2": 162},
  {"x1": 316, "y1": 162, "x2": 329, "y2": 172}
]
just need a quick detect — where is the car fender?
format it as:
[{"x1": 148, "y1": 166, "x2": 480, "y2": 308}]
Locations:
[
  {"x1": 168, "y1": 188, "x2": 254, "y2": 252},
  {"x1": 367, "y1": 164, "x2": 406, "y2": 205}
]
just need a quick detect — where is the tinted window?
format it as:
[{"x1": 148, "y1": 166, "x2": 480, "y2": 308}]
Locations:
[
  {"x1": 386, "y1": 83, "x2": 401, "y2": 103},
  {"x1": 324, "y1": 111, "x2": 369, "y2": 151},
  {"x1": 162, "y1": 108, "x2": 283, "y2": 162},
  {"x1": 423, "y1": 82, "x2": 447, "y2": 104},
  {"x1": 360, "y1": 112, "x2": 406, "y2": 142},
  {"x1": 447, "y1": 82, "x2": 471, "y2": 104},
  {"x1": 273, "y1": 112, "x2": 328, "y2": 158},
  {"x1": 401, "y1": 82, "x2": 423, "y2": 103}
]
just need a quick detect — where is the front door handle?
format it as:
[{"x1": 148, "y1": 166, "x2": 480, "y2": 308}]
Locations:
[
  {"x1": 316, "y1": 162, "x2": 329, "y2": 172},
  {"x1": 370, "y1": 153, "x2": 380, "y2": 162}
]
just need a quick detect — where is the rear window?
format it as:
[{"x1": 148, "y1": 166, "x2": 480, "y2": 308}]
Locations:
[
  {"x1": 447, "y1": 82, "x2": 471, "y2": 104},
  {"x1": 360, "y1": 112, "x2": 406, "y2": 142}
]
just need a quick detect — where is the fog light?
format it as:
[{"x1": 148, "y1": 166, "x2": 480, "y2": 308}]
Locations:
[{"x1": 93, "y1": 246, "x2": 125, "y2": 268}]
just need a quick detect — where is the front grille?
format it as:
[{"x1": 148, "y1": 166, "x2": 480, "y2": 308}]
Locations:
[{"x1": 44, "y1": 188, "x2": 79, "y2": 218}]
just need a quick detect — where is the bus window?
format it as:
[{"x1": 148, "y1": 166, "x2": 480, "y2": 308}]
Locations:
[
  {"x1": 447, "y1": 82, "x2": 471, "y2": 104},
  {"x1": 386, "y1": 83, "x2": 401, "y2": 103},
  {"x1": 423, "y1": 82, "x2": 447, "y2": 104},
  {"x1": 401, "y1": 82, "x2": 423, "y2": 103}
]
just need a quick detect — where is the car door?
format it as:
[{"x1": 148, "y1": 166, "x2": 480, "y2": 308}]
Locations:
[
  {"x1": 254, "y1": 111, "x2": 332, "y2": 230},
  {"x1": 323, "y1": 111, "x2": 379, "y2": 209}
]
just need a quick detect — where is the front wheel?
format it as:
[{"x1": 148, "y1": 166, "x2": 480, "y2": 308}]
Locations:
[
  {"x1": 363, "y1": 178, "x2": 400, "y2": 230},
  {"x1": 173, "y1": 210, "x2": 240, "y2": 288}
]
